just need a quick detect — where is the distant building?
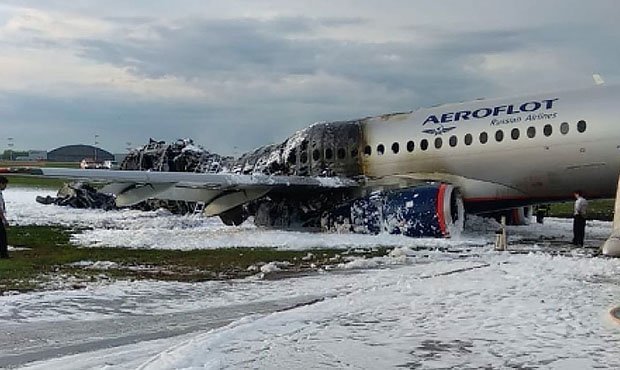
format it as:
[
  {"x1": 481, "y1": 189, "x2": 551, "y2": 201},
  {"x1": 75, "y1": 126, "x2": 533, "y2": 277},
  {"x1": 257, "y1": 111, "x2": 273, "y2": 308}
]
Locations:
[
  {"x1": 15, "y1": 150, "x2": 47, "y2": 161},
  {"x1": 47, "y1": 145, "x2": 114, "y2": 163}
]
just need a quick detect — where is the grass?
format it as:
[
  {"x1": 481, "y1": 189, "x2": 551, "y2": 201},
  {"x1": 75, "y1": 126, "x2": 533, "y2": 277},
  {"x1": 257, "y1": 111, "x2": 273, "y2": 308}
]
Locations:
[
  {"x1": 548, "y1": 199, "x2": 615, "y2": 221},
  {"x1": 3, "y1": 175, "x2": 68, "y2": 189},
  {"x1": 0, "y1": 160, "x2": 79, "y2": 168},
  {"x1": 0, "y1": 225, "x2": 388, "y2": 294},
  {"x1": 1, "y1": 160, "x2": 79, "y2": 189}
]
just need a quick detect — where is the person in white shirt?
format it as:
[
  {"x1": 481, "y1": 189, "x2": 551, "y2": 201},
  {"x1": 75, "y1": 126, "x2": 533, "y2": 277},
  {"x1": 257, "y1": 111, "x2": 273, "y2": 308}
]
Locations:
[
  {"x1": 0, "y1": 176, "x2": 8, "y2": 258},
  {"x1": 572, "y1": 190, "x2": 588, "y2": 247}
]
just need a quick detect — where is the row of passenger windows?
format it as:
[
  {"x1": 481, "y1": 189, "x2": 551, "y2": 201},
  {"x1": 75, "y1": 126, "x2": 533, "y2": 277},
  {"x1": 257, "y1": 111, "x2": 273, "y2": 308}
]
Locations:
[
  {"x1": 367, "y1": 120, "x2": 587, "y2": 155},
  {"x1": 290, "y1": 120, "x2": 587, "y2": 164},
  {"x1": 293, "y1": 146, "x2": 357, "y2": 164}
]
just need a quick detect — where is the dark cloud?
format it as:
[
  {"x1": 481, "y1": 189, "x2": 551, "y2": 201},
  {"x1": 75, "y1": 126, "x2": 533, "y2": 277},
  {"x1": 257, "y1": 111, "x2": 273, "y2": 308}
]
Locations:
[
  {"x1": 31, "y1": 13, "x2": 609, "y2": 101},
  {"x1": 73, "y1": 16, "x2": 515, "y2": 102},
  {"x1": 77, "y1": 18, "x2": 322, "y2": 78}
]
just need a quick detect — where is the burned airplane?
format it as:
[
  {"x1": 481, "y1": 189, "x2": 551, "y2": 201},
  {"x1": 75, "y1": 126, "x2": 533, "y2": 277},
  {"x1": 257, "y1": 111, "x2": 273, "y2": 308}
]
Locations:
[{"x1": 26, "y1": 84, "x2": 620, "y2": 248}]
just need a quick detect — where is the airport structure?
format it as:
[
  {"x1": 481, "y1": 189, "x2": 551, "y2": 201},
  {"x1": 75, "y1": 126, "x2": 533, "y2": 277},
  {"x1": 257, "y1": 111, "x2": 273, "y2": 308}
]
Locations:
[
  {"x1": 13, "y1": 150, "x2": 48, "y2": 161},
  {"x1": 47, "y1": 145, "x2": 114, "y2": 163}
]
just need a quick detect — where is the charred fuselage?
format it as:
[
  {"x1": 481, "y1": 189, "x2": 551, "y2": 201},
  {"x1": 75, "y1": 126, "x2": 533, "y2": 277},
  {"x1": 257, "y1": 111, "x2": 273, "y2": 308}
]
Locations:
[
  {"x1": 228, "y1": 120, "x2": 368, "y2": 229},
  {"x1": 232, "y1": 120, "x2": 365, "y2": 178}
]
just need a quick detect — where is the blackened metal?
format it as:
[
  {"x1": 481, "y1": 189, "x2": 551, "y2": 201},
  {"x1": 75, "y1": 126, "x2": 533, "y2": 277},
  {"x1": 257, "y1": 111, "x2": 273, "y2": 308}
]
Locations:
[{"x1": 232, "y1": 120, "x2": 364, "y2": 178}]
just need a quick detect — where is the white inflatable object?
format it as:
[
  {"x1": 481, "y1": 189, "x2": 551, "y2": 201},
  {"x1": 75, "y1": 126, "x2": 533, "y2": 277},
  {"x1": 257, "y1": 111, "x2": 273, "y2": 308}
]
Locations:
[
  {"x1": 602, "y1": 175, "x2": 620, "y2": 257},
  {"x1": 602, "y1": 236, "x2": 620, "y2": 257}
]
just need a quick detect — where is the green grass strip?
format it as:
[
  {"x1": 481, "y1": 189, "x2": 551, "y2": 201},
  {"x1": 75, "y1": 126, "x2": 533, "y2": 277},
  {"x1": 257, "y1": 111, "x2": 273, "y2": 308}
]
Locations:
[{"x1": 0, "y1": 225, "x2": 387, "y2": 293}]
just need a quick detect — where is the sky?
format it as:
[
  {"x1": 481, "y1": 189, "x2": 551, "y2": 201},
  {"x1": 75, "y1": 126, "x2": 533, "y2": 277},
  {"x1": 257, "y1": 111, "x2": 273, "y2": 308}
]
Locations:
[{"x1": 0, "y1": 1, "x2": 618, "y2": 155}]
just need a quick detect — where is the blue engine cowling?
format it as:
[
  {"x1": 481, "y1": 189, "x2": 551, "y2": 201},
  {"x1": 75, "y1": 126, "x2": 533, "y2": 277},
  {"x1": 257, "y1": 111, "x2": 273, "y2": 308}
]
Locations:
[{"x1": 322, "y1": 183, "x2": 464, "y2": 238}]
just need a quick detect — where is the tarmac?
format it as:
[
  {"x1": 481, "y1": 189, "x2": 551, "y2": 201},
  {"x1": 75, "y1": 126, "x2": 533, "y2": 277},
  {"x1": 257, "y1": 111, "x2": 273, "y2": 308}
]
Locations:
[{"x1": 0, "y1": 295, "x2": 325, "y2": 368}]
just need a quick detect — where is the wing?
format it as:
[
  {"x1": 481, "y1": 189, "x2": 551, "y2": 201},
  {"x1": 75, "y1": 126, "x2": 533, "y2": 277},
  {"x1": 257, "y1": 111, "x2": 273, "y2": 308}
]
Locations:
[{"x1": 25, "y1": 168, "x2": 359, "y2": 216}]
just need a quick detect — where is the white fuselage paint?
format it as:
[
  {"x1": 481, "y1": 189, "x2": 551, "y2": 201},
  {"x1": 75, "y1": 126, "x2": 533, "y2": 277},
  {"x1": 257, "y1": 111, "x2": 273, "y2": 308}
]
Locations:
[{"x1": 361, "y1": 85, "x2": 620, "y2": 204}]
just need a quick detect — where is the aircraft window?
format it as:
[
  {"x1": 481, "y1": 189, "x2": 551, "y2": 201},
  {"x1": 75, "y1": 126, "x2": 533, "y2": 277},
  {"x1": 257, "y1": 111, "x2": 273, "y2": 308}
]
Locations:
[
  {"x1": 407, "y1": 140, "x2": 414, "y2": 152},
  {"x1": 577, "y1": 120, "x2": 587, "y2": 133},
  {"x1": 449, "y1": 135, "x2": 457, "y2": 147},
  {"x1": 300, "y1": 152, "x2": 308, "y2": 163},
  {"x1": 464, "y1": 134, "x2": 473, "y2": 146},
  {"x1": 495, "y1": 130, "x2": 504, "y2": 142},
  {"x1": 420, "y1": 139, "x2": 429, "y2": 151},
  {"x1": 377, "y1": 144, "x2": 385, "y2": 155},
  {"x1": 312, "y1": 149, "x2": 320, "y2": 161},
  {"x1": 434, "y1": 137, "x2": 443, "y2": 149},
  {"x1": 479, "y1": 132, "x2": 488, "y2": 144},
  {"x1": 337, "y1": 147, "x2": 346, "y2": 159},
  {"x1": 511, "y1": 128, "x2": 520, "y2": 140},
  {"x1": 527, "y1": 126, "x2": 536, "y2": 138},
  {"x1": 543, "y1": 124, "x2": 552, "y2": 137},
  {"x1": 364, "y1": 145, "x2": 372, "y2": 156},
  {"x1": 325, "y1": 148, "x2": 334, "y2": 160},
  {"x1": 560, "y1": 122, "x2": 569, "y2": 135},
  {"x1": 288, "y1": 152, "x2": 297, "y2": 164},
  {"x1": 392, "y1": 142, "x2": 400, "y2": 154},
  {"x1": 351, "y1": 148, "x2": 358, "y2": 158}
]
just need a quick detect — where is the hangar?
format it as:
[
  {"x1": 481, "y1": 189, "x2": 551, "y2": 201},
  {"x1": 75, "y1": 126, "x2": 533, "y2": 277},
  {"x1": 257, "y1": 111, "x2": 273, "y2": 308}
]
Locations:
[{"x1": 47, "y1": 145, "x2": 114, "y2": 163}]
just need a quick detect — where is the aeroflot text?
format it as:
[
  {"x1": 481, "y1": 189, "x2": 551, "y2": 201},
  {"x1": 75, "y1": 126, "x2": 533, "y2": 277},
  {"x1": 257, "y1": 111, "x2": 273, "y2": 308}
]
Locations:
[{"x1": 423, "y1": 98, "x2": 559, "y2": 125}]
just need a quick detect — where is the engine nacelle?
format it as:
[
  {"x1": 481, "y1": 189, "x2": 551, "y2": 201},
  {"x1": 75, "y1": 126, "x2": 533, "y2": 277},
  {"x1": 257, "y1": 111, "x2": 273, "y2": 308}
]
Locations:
[{"x1": 322, "y1": 184, "x2": 464, "y2": 238}]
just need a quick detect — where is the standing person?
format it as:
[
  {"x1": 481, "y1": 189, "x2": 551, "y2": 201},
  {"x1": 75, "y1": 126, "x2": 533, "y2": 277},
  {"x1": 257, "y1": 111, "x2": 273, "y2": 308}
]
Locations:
[
  {"x1": 0, "y1": 176, "x2": 9, "y2": 259},
  {"x1": 535, "y1": 204, "x2": 550, "y2": 224},
  {"x1": 572, "y1": 190, "x2": 588, "y2": 247}
]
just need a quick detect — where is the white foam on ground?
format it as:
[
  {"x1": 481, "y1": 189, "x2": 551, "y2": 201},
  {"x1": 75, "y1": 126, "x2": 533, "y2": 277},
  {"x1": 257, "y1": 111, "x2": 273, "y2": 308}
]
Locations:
[
  {"x1": 11, "y1": 254, "x2": 620, "y2": 369},
  {"x1": 5, "y1": 187, "x2": 488, "y2": 250},
  {"x1": 137, "y1": 254, "x2": 620, "y2": 370},
  {"x1": 1, "y1": 187, "x2": 619, "y2": 369}
]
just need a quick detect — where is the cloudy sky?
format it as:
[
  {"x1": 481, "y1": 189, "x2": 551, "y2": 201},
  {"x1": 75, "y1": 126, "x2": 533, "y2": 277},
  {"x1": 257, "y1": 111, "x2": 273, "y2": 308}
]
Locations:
[{"x1": 0, "y1": 0, "x2": 618, "y2": 155}]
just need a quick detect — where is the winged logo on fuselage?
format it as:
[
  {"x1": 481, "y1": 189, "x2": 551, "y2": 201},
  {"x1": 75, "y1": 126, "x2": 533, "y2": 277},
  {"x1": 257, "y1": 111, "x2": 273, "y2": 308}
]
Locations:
[{"x1": 422, "y1": 125, "x2": 456, "y2": 136}]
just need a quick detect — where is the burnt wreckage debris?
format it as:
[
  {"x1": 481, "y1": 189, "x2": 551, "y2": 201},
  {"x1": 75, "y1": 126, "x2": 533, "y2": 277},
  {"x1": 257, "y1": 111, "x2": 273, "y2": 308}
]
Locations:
[
  {"x1": 120, "y1": 138, "x2": 235, "y2": 174},
  {"x1": 38, "y1": 120, "x2": 367, "y2": 218},
  {"x1": 232, "y1": 120, "x2": 363, "y2": 178},
  {"x1": 223, "y1": 120, "x2": 460, "y2": 237},
  {"x1": 36, "y1": 182, "x2": 117, "y2": 211},
  {"x1": 231, "y1": 120, "x2": 366, "y2": 229},
  {"x1": 35, "y1": 120, "x2": 459, "y2": 237},
  {"x1": 36, "y1": 182, "x2": 196, "y2": 214},
  {"x1": 37, "y1": 138, "x2": 235, "y2": 214}
]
